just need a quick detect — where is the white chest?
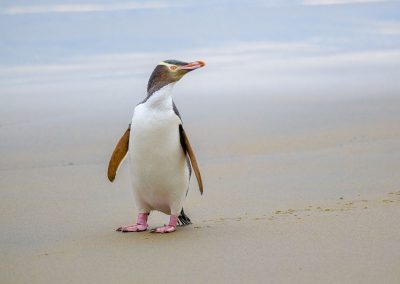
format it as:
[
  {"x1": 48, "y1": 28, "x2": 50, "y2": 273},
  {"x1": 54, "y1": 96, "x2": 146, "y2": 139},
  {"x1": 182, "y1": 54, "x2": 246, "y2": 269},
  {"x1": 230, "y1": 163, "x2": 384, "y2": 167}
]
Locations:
[
  {"x1": 130, "y1": 103, "x2": 180, "y2": 151},
  {"x1": 126, "y1": 85, "x2": 190, "y2": 213},
  {"x1": 128, "y1": 88, "x2": 188, "y2": 188}
]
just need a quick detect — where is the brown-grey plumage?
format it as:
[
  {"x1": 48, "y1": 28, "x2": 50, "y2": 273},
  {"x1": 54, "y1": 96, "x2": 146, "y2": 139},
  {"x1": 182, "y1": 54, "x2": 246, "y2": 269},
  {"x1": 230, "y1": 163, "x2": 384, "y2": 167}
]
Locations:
[{"x1": 147, "y1": 60, "x2": 204, "y2": 96}]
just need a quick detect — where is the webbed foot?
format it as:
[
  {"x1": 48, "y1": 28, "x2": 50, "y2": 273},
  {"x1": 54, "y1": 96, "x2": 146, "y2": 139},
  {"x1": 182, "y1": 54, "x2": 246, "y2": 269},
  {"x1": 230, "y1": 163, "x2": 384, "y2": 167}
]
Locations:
[
  {"x1": 116, "y1": 224, "x2": 148, "y2": 232},
  {"x1": 150, "y1": 215, "x2": 178, "y2": 234},
  {"x1": 116, "y1": 212, "x2": 149, "y2": 233},
  {"x1": 151, "y1": 225, "x2": 176, "y2": 233}
]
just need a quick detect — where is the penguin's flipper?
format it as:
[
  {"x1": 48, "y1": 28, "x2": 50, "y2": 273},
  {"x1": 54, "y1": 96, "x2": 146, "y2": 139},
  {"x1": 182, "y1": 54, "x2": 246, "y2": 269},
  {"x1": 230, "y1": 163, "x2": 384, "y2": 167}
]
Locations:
[
  {"x1": 107, "y1": 125, "x2": 131, "y2": 182},
  {"x1": 179, "y1": 124, "x2": 203, "y2": 194}
]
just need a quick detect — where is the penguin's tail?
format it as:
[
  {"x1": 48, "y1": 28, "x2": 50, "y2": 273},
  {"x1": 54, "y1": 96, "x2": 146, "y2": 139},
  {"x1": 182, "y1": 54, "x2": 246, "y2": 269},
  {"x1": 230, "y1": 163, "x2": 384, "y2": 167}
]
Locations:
[{"x1": 177, "y1": 208, "x2": 192, "y2": 226}]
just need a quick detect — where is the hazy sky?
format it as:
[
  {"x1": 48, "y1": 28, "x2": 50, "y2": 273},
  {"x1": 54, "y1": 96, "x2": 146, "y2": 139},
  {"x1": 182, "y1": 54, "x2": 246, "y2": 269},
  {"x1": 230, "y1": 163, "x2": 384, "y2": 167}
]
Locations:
[
  {"x1": 0, "y1": 0, "x2": 399, "y2": 168},
  {"x1": 0, "y1": 0, "x2": 399, "y2": 99}
]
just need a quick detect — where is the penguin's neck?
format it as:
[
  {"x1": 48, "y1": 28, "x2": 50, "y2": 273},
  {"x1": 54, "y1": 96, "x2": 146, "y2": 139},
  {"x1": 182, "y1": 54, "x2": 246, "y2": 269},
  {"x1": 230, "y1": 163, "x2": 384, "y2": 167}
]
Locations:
[{"x1": 145, "y1": 83, "x2": 175, "y2": 111}]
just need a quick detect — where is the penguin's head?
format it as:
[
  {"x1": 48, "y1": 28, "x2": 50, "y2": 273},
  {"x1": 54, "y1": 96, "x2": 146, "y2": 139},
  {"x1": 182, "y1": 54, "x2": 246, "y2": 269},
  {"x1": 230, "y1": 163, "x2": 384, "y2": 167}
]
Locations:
[{"x1": 147, "y1": 59, "x2": 205, "y2": 95}]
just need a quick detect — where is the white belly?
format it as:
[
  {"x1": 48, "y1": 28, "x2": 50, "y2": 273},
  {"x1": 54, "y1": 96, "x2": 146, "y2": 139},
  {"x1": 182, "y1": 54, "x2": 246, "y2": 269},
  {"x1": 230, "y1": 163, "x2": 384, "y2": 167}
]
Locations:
[{"x1": 128, "y1": 103, "x2": 189, "y2": 215}]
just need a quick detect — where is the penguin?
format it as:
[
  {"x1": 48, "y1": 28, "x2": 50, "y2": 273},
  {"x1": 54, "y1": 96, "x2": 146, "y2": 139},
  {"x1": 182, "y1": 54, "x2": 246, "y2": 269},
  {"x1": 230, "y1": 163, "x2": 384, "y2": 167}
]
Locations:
[{"x1": 107, "y1": 59, "x2": 205, "y2": 233}]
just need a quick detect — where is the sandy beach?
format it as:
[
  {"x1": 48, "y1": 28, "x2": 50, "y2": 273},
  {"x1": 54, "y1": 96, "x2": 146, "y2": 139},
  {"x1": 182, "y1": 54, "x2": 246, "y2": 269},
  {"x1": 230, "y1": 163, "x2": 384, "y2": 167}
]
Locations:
[
  {"x1": 1, "y1": 91, "x2": 400, "y2": 283},
  {"x1": 1, "y1": 1, "x2": 400, "y2": 282}
]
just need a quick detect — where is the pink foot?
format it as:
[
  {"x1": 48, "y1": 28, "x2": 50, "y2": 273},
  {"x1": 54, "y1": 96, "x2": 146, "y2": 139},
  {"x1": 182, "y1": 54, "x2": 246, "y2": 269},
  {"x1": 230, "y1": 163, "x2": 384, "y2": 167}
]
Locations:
[
  {"x1": 116, "y1": 224, "x2": 148, "y2": 232},
  {"x1": 116, "y1": 212, "x2": 149, "y2": 233},
  {"x1": 151, "y1": 215, "x2": 178, "y2": 234},
  {"x1": 151, "y1": 225, "x2": 176, "y2": 233}
]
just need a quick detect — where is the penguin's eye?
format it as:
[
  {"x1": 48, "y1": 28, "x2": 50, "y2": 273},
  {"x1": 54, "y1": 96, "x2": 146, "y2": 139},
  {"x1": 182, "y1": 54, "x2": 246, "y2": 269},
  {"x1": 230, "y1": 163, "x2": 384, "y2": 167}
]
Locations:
[{"x1": 170, "y1": 65, "x2": 177, "y2": 71}]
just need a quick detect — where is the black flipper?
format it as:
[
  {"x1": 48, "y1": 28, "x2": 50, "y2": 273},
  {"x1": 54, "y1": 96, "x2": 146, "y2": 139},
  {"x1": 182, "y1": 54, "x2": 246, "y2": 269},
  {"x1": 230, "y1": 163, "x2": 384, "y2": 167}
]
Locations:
[
  {"x1": 177, "y1": 208, "x2": 192, "y2": 226},
  {"x1": 179, "y1": 125, "x2": 203, "y2": 194}
]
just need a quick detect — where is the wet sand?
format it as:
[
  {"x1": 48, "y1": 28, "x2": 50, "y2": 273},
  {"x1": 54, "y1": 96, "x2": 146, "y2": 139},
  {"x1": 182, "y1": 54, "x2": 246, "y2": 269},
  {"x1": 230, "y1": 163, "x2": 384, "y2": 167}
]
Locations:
[{"x1": 1, "y1": 92, "x2": 400, "y2": 283}]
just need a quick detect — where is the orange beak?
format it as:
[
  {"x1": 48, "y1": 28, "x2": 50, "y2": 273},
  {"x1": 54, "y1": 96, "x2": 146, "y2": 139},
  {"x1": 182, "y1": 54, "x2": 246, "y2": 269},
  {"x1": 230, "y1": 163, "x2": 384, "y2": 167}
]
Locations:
[{"x1": 180, "y1": 60, "x2": 206, "y2": 70}]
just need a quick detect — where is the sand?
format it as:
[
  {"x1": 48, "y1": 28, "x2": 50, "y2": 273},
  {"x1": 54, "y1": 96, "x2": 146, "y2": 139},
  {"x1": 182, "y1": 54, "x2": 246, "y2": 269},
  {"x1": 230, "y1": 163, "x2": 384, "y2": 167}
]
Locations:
[{"x1": 1, "y1": 92, "x2": 400, "y2": 283}]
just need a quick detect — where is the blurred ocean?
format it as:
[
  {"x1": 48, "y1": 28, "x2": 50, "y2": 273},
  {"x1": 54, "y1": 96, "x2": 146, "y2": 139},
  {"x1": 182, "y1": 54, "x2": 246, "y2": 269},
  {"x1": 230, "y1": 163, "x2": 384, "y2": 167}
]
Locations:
[{"x1": 0, "y1": 0, "x2": 399, "y2": 170}]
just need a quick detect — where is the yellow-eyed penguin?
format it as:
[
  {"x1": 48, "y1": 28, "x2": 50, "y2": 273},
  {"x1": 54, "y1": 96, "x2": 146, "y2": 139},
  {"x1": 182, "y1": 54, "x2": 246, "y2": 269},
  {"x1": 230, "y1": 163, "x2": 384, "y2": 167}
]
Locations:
[{"x1": 107, "y1": 59, "x2": 204, "y2": 233}]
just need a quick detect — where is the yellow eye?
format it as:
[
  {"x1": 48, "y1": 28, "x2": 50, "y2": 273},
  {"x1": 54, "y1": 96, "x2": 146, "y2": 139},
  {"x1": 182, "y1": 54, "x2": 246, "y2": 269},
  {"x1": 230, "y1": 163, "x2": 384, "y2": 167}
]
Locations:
[{"x1": 170, "y1": 65, "x2": 177, "y2": 71}]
